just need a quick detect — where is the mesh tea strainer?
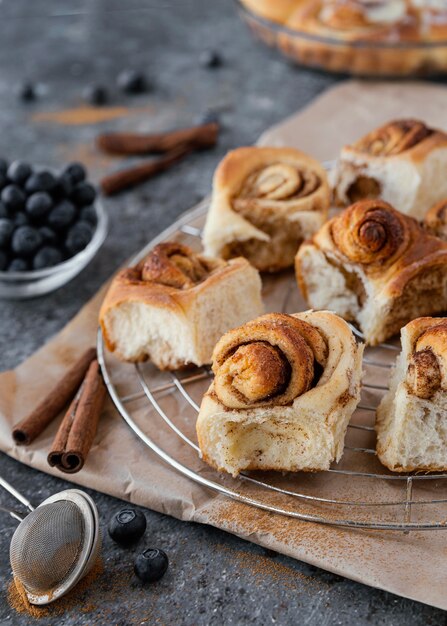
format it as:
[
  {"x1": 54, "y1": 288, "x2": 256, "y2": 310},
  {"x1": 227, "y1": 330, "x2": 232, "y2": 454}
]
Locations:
[{"x1": 0, "y1": 475, "x2": 101, "y2": 606}]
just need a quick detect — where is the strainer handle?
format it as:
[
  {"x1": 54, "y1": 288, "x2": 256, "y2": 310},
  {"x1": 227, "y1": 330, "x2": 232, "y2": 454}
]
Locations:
[
  {"x1": 0, "y1": 476, "x2": 34, "y2": 512},
  {"x1": 0, "y1": 505, "x2": 26, "y2": 522}
]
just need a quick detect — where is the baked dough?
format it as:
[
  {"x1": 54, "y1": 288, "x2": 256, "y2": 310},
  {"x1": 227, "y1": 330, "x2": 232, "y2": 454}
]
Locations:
[
  {"x1": 196, "y1": 311, "x2": 363, "y2": 476},
  {"x1": 100, "y1": 242, "x2": 263, "y2": 370},
  {"x1": 423, "y1": 198, "x2": 447, "y2": 240},
  {"x1": 203, "y1": 147, "x2": 330, "y2": 272},
  {"x1": 242, "y1": 1, "x2": 447, "y2": 75},
  {"x1": 295, "y1": 199, "x2": 447, "y2": 345},
  {"x1": 331, "y1": 119, "x2": 447, "y2": 220},
  {"x1": 376, "y1": 317, "x2": 447, "y2": 472}
]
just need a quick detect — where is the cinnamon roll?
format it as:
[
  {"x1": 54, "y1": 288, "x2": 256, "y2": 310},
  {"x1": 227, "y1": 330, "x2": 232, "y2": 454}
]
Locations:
[
  {"x1": 99, "y1": 242, "x2": 263, "y2": 370},
  {"x1": 202, "y1": 147, "x2": 330, "y2": 273},
  {"x1": 196, "y1": 311, "x2": 363, "y2": 476},
  {"x1": 295, "y1": 199, "x2": 447, "y2": 345},
  {"x1": 423, "y1": 199, "x2": 447, "y2": 241},
  {"x1": 331, "y1": 119, "x2": 447, "y2": 219},
  {"x1": 376, "y1": 317, "x2": 447, "y2": 472}
]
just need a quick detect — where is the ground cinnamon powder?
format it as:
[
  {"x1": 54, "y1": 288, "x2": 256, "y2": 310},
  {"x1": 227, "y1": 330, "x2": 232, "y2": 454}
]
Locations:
[{"x1": 8, "y1": 557, "x2": 104, "y2": 619}]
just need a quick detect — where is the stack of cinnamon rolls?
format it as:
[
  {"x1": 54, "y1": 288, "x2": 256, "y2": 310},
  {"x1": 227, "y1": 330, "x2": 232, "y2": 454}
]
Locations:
[{"x1": 100, "y1": 118, "x2": 447, "y2": 477}]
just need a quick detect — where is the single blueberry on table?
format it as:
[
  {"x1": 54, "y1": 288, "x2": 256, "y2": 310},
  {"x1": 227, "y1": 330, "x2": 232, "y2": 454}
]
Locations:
[
  {"x1": 108, "y1": 508, "x2": 147, "y2": 546},
  {"x1": 7, "y1": 258, "x2": 29, "y2": 272},
  {"x1": 1, "y1": 185, "x2": 26, "y2": 211},
  {"x1": 200, "y1": 49, "x2": 222, "y2": 68},
  {"x1": 17, "y1": 81, "x2": 36, "y2": 102},
  {"x1": 83, "y1": 85, "x2": 108, "y2": 106},
  {"x1": 7, "y1": 161, "x2": 32, "y2": 186},
  {"x1": 47, "y1": 200, "x2": 76, "y2": 231},
  {"x1": 25, "y1": 170, "x2": 56, "y2": 194},
  {"x1": 33, "y1": 246, "x2": 63, "y2": 270},
  {"x1": 0, "y1": 218, "x2": 14, "y2": 248},
  {"x1": 11, "y1": 226, "x2": 43, "y2": 257},
  {"x1": 117, "y1": 69, "x2": 148, "y2": 94},
  {"x1": 26, "y1": 192, "x2": 53, "y2": 220},
  {"x1": 62, "y1": 162, "x2": 86, "y2": 185},
  {"x1": 134, "y1": 548, "x2": 169, "y2": 583}
]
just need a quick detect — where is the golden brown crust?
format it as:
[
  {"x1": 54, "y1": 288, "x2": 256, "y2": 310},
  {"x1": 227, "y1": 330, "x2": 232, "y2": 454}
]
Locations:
[
  {"x1": 99, "y1": 243, "x2": 252, "y2": 358},
  {"x1": 204, "y1": 146, "x2": 330, "y2": 272},
  {"x1": 353, "y1": 119, "x2": 434, "y2": 156},
  {"x1": 424, "y1": 198, "x2": 447, "y2": 240},
  {"x1": 211, "y1": 312, "x2": 328, "y2": 409},
  {"x1": 307, "y1": 199, "x2": 447, "y2": 298},
  {"x1": 239, "y1": 0, "x2": 301, "y2": 24}
]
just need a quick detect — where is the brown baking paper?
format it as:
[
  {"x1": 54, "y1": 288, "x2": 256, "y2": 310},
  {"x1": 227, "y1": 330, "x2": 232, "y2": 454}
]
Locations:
[{"x1": 1, "y1": 81, "x2": 447, "y2": 610}]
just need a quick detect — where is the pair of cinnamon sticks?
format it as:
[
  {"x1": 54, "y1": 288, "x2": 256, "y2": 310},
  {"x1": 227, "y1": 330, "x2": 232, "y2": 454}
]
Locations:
[
  {"x1": 12, "y1": 348, "x2": 106, "y2": 474},
  {"x1": 98, "y1": 121, "x2": 219, "y2": 196}
]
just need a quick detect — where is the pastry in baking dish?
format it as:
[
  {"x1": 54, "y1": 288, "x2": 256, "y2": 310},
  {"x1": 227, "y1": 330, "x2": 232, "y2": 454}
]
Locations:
[
  {"x1": 196, "y1": 311, "x2": 363, "y2": 476},
  {"x1": 376, "y1": 317, "x2": 447, "y2": 472},
  {"x1": 295, "y1": 199, "x2": 447, "y2": 345},
  {"x1": 202, "y1": 146, "x2": 330, "y2": 273},
  {"x1": 424, "y1": 198, "x2": 447, "y2": 240},
  {"x1": 99, "y1": 242, "x2": 263, "y2": 370},
  {"x1": 331, "y1": 119, "x2": 447, "y2": 220},
  {"x1": 239, "y1": 0, "x2": 301, "y2": 24}
]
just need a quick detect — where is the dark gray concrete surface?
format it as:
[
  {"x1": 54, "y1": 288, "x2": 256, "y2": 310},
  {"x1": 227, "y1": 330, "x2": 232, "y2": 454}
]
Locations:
[{"x1": 0, "y1": 1, "x2": 445, "y2": 624}]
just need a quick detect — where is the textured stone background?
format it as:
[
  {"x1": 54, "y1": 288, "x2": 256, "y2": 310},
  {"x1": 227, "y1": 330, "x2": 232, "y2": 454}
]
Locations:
[{"x1": 0, "y1": 1, "x2": 444, "y2": 623}]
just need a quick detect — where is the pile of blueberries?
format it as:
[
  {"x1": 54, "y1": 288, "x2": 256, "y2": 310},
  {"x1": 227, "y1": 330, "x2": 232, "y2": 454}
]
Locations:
[{"x1": 0, "y1": 160, "x2": 98, "y2": 272}]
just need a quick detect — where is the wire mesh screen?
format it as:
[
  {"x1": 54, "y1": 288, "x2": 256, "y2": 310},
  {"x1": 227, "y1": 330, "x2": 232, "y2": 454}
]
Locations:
[{"x1": 98, "y1": 200, "x2": 447, "y2": 531}]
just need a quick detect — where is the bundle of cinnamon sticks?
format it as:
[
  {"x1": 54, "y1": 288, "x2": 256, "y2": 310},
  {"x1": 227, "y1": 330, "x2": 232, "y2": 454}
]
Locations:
[
  {"x1": 12, "y1": 348, "x2": 106, "y2": 474},
  {"x1": 98, "y1": 120, "x2": 219, "y2": 196}
]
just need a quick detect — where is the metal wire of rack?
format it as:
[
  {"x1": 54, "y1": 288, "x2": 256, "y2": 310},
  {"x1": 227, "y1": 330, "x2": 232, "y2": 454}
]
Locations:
[{"x1": 97, "y1": 199, "x2": 447, "y2": 531}]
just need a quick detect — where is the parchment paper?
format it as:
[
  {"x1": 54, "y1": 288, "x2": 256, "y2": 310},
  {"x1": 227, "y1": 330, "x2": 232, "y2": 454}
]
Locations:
[{"x1": 1, "y1": 81, "x2": 447, "y2": 610}]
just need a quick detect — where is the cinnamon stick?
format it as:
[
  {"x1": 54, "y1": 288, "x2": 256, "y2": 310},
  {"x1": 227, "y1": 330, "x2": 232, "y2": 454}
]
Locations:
[
  {"x1": 48, "y1": 359, "x2": 106, "y2": 474},
  {"x1": 12, "y1": 347, "x2": 96, "y2": 446},
  {"x1": 100, "y1": 144, "x2": 192, "y2": 196},
  {"x1": 96, "y1": 122, "x2": 219, "y2": 156}
]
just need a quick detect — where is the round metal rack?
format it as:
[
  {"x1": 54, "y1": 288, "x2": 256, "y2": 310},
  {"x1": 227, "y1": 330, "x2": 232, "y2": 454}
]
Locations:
[{"x1": 97, "y1": 199, "x2": 447, "y2": 531}]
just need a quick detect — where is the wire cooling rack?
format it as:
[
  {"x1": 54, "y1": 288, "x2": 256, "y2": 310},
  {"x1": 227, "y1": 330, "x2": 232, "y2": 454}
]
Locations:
[{"x1": 97, "y1": 199, "x2": 447, "y2": 531}]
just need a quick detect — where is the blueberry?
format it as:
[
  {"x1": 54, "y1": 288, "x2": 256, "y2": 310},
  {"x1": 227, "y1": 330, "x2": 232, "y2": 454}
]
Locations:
[
  {"x1": 17, "y1": 82, "x2": 36, "y2": 102},
  {"x1": 7, "y1": 161, "x2": 32, "y2": 186},
  {"x1": 194, "y1": 110, "x2": 220, "y2": 126},
  {"x1": 65, "y1": 220, "x2": 93, "y2": 256},
  {"x1": 0, "y1": 218, "x2": 14, "y2": 248},
  {"x1": 52, "y1": 173, "x2": 73, "y2": 199},
  {"x1": 0, "y1": 172, "x2": 8, "y2": 192},
  {"x1": 0, "y1": 203, "x2": 8, "y2": 218},
  {"x1": 134, "y1": 548, "x2": 168, "y2": 583},
  {"x1": 13, "y1": 212, "x2": 29, "y2": 227},
  {"x1": 26, "y1": 192, "x2": 53, "y2": 220},
  {"x1": 200, "y1": 50, "x2": 222, "y2": 68},
  {"x1": 7, "y1": 258, "x2": 29, "y2": 272},
  {"x1": 47, "y1": 200, "x2": 76, "y2": 231},
  {"x1": 80, "y1": 205, "x2": 97, "y2": 225},
  {"x1": 32, "y1": 246, "x2": 63, "y2": 270},
  {"x1": 0, "y1": 250, "x2": 8, "y2": 271},
  {"x1": 62, "y1": 162, "x2": 86, "y2": 185},
  {"x1": 117, "y1": 69, "x2": 147, "y2": 94},
  {"x1": 83, "y1": 85, "x2": 108, "y2": 106},
  {"x1": 70, "y1": 182, "x2": 96, "y2": 207},
  {"x1": 38, "y1": 226, "x2": 58, "y2": 245},
  {"x1": 0, "y1": 159, "x2": 8, "y2": 175},
  {"x1": 11, "y1": 226, "x2": 43, "y2": 257},
  {"x1": 1, "y1": 185, "x2": 26, "y2": 211},
  {"x1": 108, "y1": 508, "x2": 147, "y2": 546},
  {"x1": 25, "y1": 171, "x2": 56, "y2": 194}
]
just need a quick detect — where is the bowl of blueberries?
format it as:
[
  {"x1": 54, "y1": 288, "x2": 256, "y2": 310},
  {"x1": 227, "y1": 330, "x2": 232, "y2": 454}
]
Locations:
[{"x1": 0, "y1": 159, "x2": 107, "y2": 299}]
